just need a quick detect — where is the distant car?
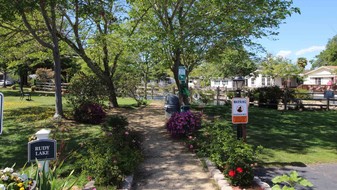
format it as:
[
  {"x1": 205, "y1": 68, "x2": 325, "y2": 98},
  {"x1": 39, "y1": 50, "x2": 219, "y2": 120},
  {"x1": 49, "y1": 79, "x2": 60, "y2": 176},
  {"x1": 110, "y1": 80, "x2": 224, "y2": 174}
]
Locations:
[{"x1": 0, "y1": 80, "x2": 14, "y2": 86}]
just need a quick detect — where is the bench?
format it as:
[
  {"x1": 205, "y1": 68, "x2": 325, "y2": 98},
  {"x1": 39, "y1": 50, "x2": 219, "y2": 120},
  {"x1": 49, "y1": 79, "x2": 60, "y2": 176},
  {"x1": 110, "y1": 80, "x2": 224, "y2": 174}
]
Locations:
[{"x1": 20, "y1": 88, "x2": 31, "y2": 101}]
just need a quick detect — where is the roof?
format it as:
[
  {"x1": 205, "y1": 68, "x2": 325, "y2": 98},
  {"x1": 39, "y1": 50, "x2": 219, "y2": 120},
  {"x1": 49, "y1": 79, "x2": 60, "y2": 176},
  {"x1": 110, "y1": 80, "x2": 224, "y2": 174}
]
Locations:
[{"x1": 304, "y1": 66, "x2": 337, "y2": 76}]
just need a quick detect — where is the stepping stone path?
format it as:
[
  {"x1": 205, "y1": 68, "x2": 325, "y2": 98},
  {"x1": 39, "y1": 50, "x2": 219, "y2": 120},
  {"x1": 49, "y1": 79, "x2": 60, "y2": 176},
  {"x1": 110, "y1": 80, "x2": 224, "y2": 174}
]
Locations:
[{"x1": 113, "y1": 102, "x2": 216, "y2": 190}]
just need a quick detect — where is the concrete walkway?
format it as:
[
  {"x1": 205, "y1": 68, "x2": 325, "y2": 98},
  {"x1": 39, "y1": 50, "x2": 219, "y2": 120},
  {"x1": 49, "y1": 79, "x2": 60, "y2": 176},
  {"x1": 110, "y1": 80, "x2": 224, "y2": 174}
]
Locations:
[
  {"x1": 117, "y1": 102, "x2": 216, "y2": 190},
  {"x1": 255, "y1": 163, "x2": 337, "y2": 190}
]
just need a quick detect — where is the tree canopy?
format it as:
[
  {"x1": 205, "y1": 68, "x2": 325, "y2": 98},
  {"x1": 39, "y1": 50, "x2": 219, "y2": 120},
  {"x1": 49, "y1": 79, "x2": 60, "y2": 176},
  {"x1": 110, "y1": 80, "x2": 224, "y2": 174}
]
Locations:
[{"x1": 312, "y1": 35, "x2": 337, "y2": 69}]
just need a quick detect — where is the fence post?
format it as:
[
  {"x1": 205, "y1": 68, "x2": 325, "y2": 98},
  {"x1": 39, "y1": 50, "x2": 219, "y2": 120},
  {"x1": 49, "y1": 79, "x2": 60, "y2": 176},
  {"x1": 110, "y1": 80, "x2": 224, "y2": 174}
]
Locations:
[
  {"x1": 284, "y1": 89, "x2": 288, "y2": 111},
  {"x1": 216, "y1": 87, "x2": 220, "y2": 106}
]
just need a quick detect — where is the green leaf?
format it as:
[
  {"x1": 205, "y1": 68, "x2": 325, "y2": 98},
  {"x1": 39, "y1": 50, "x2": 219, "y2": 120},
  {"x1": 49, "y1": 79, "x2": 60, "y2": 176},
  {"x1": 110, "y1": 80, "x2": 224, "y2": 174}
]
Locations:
[
  {"x1": 271, "y1": 185, "x2": 282, "y2": 190},
  {"x1": 289, "y1": 171, "x2": 299, "y2": 182},
  {"x1": 282, "y1": 186, "x2": 295, "y2": 190},
  {"x1": 299, "y1": 179, "x2": 314, "y2": 187}
]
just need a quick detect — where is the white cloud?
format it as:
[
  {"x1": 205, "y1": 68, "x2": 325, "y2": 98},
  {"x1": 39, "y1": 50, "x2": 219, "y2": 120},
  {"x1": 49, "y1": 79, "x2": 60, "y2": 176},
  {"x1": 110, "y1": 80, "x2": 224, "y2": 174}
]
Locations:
[
  {"x1": 295, "y1": 46, "x2": 325, "y2": 56},
  {"x1": 276, "y1": 50, "x2": 292, "y2": 58}
]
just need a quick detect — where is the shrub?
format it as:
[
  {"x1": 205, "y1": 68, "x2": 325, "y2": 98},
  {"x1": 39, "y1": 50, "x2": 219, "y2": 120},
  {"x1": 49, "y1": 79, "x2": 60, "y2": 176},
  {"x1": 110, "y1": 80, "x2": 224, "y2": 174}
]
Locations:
[
  {"x1": 101, "y1": 115, "x2": 129, "y2": 134},
  {"x1": 195, "y1": 121, "x2": 262, "y2": 187},
  {"x1": 36, "y1": 68, "x2": 54, "y2": 82},
  {"x1": 77, "y1": 116, "x2": 142, "y2": 187},
  {"x1": 253, "y1": 86, "x2": 283, "y2": 109},
  {"x1": 199, "y1": 90, "x2": 215, "y2": 104},
  {"x1": 74, "y1": 102, "x2": 106, "y2": 124},
  {"x1": 66, "y1": 73, "x2": 108, "y2": 110},
  {"x1": 166, "y1": 111, "x2": 202, "y2": 137},
  {"x1": 271, "y1": 171, "x2": 313, "y2": 190}
]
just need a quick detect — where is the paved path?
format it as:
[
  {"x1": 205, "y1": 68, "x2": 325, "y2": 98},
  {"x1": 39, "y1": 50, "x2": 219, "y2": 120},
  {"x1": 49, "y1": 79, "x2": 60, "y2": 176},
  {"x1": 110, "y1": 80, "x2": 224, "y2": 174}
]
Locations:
[
  {"x1": 255, "y1": 163, "x2": 337, "y2": 190},
  {"x1": 116, "y1": 102, "x2": 216, "y2": 190}
]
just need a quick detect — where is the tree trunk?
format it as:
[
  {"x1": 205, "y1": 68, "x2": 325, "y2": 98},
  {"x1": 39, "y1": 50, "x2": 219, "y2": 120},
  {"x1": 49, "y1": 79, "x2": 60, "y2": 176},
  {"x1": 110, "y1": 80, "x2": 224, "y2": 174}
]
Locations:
[
  {"x1": 106, "y1": 79, "x2": 119, "y2": 108},
  {"x1": 53, "y1": 47, "x2": 63, "y2": 118},
  {"x1": 172, "y1": 50, "x2": 189, "y2": 106}
]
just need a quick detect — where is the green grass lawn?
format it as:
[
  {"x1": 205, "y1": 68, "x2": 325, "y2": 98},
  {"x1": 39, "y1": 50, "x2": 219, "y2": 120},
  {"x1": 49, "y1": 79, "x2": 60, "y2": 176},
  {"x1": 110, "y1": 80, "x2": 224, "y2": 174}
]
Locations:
[
  {"x1": 200, "y1": 105, "x2": 337, "y2": 165},
  {"x1": 0, "y1": 88, "x2": 142, "y2": 188}
]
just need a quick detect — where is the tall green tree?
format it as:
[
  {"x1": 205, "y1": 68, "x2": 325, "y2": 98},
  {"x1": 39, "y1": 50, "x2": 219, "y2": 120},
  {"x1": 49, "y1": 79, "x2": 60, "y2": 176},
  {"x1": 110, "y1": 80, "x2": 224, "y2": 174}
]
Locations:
[
  {"x1": 132, "y1": 0, "x2": 300, "y2": 104},
  {"x1": 54, "y1": 0, "x2": 150, "y2": 108},
  {"x1": 0, "y1": 0, "x2": 65, "y2": 118},
  {"x1": 312, "y1": 35, "x2": 337, "y2": 69}
]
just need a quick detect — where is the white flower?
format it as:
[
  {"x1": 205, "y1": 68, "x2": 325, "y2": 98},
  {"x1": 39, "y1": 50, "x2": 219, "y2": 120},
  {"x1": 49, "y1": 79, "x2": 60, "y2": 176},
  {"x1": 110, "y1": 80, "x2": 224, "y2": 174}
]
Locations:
[
  {"x1": 11, "y1": 172, "x2": 19, "y2": 178},
  {"x1": 3, "y1": 167, "x2": 13, "y2": 173},
  {"x1": 1, "y1": 175, "x2": 9, "y2": 181}
]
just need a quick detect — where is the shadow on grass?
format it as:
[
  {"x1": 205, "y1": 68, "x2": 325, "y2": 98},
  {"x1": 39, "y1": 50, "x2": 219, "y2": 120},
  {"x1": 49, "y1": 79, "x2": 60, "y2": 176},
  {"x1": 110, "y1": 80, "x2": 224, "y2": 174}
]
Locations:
[{"x1": 200, "y1": 105, "x2": 337, "y2": 163}]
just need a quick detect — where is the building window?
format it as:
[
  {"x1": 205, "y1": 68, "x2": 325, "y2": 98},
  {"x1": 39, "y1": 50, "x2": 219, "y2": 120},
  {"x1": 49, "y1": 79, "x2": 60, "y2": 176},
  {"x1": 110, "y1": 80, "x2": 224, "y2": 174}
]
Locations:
[
  {"x1": 214, "y1": 80, "x2": 220, "y2": 86},
  {"x1": 315, "y1": 78, "x2": 321, "y2": 85},
  {"x1": 267, "y1": 77, "x2": 271, "y2": 86},
  {"x1": 262, "y1": 77, "x2": 266, "y2": 86},
  {"x1": 222, "y1": 80, "x2": 228, "y2": 85},
  {"x1": 251, "y1": 78, "x2": 255, "y2": 85}
]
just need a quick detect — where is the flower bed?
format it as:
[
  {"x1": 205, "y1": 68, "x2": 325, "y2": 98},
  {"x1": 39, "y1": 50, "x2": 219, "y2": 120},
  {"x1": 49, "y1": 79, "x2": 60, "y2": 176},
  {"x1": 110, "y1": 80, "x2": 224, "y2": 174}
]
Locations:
[{"x1": 0, "y1": 167, "x2": 36, "y2": 190}]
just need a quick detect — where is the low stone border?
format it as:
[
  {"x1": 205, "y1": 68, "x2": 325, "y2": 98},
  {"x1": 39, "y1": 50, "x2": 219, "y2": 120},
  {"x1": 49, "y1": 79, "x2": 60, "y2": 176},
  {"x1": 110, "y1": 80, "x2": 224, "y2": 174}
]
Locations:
[{"x1": 203, "y1": 158, "x2": 271, "y2": 190}]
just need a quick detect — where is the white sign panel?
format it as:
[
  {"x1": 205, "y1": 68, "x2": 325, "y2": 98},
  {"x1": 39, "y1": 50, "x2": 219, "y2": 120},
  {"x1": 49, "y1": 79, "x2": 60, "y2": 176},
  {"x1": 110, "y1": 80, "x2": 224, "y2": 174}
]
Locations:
[
  {"x1": 0, "y1": 93, "x2": 3, "y2": 134},
  {"x1": 232, "y1": 97, "x2": 248, "y2": 124}
]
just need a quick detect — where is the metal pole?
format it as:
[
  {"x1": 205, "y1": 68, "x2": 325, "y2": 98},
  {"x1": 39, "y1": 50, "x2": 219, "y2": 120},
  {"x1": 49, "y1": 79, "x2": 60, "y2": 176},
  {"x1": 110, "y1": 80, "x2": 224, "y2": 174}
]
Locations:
[{"x1": 235, "y1": 90, "x2": 243, "y2": 140}]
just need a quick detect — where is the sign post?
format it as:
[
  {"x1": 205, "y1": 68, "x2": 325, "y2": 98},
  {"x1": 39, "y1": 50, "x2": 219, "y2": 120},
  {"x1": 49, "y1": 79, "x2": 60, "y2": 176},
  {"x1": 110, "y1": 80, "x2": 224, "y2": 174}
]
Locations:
[
  {"x1": 178, "y1": 66, "x2": 186, "y2": 82},
  {"x1": 232, "y1": 98, "x2": 249, "y2": 124},
  {"x1": 0, "y1": 93, "x2": 3, "y2": 135},
  {"x1": 28, "y1": 129, "x2": 56, "y2": 172},
  {"x1": 232, "y1": 97, "x2": 249, "y2": 140}
]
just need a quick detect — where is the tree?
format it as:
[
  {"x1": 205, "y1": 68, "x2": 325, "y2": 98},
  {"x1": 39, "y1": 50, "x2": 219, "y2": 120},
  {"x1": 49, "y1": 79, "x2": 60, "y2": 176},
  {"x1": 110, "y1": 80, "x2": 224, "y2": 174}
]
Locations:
[
  {"x1": 132, "y1": 0, "x2": 300, "y2": 105},
  {"x1": 52, "y1": 0, "x2": 150, "y2": 108},
  {"x1": 312, "y1": 35, "x2": 337, "y2": 69},
  {"x1": 260, "y1": 55, "x2": 302, "y2": 87},
  {"x1": 297, "y1": 57, "x2": 307, "y2": 69},
  {"x1": 0, "y1": 0, "x2": 65, "y2": 118},
  {"x1": 208, "y1": 46, "x2": 257, "y2": 78}
]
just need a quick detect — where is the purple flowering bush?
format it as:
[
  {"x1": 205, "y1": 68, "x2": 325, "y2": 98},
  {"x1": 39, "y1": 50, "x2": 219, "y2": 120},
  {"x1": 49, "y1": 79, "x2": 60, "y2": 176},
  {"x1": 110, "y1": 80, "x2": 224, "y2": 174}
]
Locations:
[
  {"x1": 74, "y1": 102, "x2": 106, "y2": 124},
  {"x1": 166, "y1": 111, "x2": 202, "y2": 137}
]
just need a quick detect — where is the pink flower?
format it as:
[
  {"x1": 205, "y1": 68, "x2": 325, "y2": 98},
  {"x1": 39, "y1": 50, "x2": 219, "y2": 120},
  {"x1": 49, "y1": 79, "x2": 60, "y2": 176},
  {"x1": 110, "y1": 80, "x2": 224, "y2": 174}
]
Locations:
[
  {"x1": 189, "y1": 144, "x2": 193, "y2": 149},
  {"x1": 125, "y1": 131, "x2": 129, "y2": 135}
]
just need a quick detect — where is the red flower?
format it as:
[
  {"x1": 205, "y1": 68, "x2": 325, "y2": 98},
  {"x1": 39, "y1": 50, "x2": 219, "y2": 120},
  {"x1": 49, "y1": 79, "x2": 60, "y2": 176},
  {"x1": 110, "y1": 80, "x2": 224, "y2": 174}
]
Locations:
[
  {"x1": 236, "y1": 167, "x2": 243, "y2": 173},
  {"x1": 228, "y1": 170, "x2": 236, "y2": 177}
]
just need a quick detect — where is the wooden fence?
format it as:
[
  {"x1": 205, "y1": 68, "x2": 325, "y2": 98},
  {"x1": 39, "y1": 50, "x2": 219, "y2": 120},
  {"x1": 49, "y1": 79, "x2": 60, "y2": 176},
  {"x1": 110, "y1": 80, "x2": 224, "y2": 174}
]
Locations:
[{"x1": 35, "y1": 82, "x2": 70, "y2": 92}]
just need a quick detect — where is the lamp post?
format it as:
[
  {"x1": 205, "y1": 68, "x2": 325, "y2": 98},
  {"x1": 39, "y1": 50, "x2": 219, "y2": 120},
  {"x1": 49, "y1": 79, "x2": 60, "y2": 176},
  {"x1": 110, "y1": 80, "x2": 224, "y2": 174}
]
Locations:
[
  {"x1": 233, "y1": 76, "x2": 246, "y2": 140},
  {"x1": 233, "y1": 76, "x2": 245, "y2": 98}
]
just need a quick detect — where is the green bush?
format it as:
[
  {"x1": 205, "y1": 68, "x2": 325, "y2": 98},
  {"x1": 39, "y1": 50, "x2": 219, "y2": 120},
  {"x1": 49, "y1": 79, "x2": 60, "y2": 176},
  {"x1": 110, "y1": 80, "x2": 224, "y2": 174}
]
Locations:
[
  {"x1": 271, "y1": 171, "x2": 313, "y2": 190},
  {"x1": 293, "y1": 89, "x2": 311, "y2": 100},
  {"x1": 76, "y1": 115, "x2": 142, "y2": 187},
  {"x1": 199, "y1": 90, "x2": 215, "y2": 104},
  {"x1": 101, "y1": 115, "x2": 129, "y2": 134},
  {"x1": 195, "y1": 121, "x2": 262, "y2": 187},
  {"x1": 66, "y1": 73, "x2": 108, "y2": 110},
  {"x1": 253, "y1": 86, "x2": 283, "y2": 109}
]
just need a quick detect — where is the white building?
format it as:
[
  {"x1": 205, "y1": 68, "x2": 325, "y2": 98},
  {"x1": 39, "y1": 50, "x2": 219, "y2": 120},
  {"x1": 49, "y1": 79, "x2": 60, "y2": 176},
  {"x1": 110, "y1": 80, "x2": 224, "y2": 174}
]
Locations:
[
  {"x1": 210, "y1": 78, "x2": 233, "y2": 89},
  {"x1": 246, "y1": 74, "x2": 298, "y2": 88},
  {"x1": 302, "y1": 66, "x2": 337, "y2": 85}
]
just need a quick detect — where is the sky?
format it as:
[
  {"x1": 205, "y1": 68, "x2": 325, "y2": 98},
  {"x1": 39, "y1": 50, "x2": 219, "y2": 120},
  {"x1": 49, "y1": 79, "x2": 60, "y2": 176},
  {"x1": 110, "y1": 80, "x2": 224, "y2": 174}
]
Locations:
[{"x1": 257, "y1": 0, "x2": 337, "y2": 68}]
